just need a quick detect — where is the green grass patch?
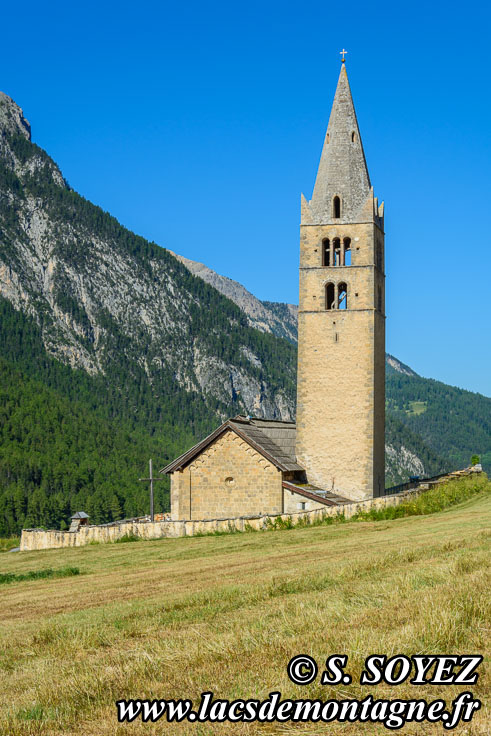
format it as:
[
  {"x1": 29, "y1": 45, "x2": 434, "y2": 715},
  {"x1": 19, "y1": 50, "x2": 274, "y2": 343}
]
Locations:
[
  {"x1": 113, "y1": 533, "x2": 140, "y2": 543},
  {"x1": 0, "y1": 566, "x2": 80, "y2": 585},
  {"x1": 16, "y1": 705, "x2": 45, "y2": 722},
  {"x1": 0, "y1": 537, "x2": 20, "y2": 552},
  {"x1": 407, "y1": 400, "x2": 427, "y2": 415}
]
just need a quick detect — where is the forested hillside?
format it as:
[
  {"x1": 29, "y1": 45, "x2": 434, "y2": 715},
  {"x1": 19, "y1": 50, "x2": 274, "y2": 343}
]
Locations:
[
  {"x1": 0, "y1": 359, "x2": 169, "y2": 534},
  {"x1": 386, "y1": 370, "x2": 490, "y2": 472}
]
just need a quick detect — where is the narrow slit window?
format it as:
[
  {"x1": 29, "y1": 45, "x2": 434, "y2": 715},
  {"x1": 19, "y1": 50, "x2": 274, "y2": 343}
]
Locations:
[
  {"x1": 338, "y1": 282, "x2": 348, "y2": 310},
  {"x1": 325, "y1": 283, "x2": 335, "y2": 310},
  {"x1": 322, "y1": 238, "x2": 330, "y2": 266},
  {"x1": 333, "y1": 196, "x2": 341, "y2": 218},
  {"x1": 376, "y1": 242, "x2": 382, "y2": 270},
  {"x1": 378, "y1": 286, "x2": 382, "y2": 312},
  {"x1": 351, "y1": 131, "x2": 356, "y2": 142}
]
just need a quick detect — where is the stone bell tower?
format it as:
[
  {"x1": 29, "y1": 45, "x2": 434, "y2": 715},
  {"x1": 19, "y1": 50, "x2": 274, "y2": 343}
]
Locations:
[{"x1": 296, "y1": 60, "x2": 385, "y2": 500}]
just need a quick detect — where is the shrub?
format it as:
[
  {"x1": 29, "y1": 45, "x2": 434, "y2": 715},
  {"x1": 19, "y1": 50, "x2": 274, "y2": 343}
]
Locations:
[
  {"x1": 113, "y1": 533, "x2": 140, "y2": 543},
  {"x1": 0, "y1": 566, "x2": 80, "y2": 585}
]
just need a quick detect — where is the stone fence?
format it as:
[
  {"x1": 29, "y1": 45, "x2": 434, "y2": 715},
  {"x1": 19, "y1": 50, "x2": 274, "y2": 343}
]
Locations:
[{"x1": 19, "y1": 469, "x2": 479, "y2": 552}]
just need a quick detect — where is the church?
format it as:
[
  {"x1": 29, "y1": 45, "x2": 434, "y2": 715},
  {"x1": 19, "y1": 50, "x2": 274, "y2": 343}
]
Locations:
[{"x1": 162, "y1": 58, "x2": 385, "y2": 518}]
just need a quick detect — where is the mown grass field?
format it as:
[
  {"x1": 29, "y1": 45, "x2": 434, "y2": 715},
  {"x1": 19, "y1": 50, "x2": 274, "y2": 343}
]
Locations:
[{"x1": 0, "y1": 476, "x2": 489, "y2": 735}]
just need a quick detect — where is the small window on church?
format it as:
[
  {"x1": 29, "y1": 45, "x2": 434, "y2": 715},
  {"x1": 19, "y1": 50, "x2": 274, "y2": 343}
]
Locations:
[
  {"x1": 325, "y1": 282, "x2": 335, "y2": 310},
  {"x1": 338, "y1": 282, "x2": 348, "y2": 310},
  {"x1": 351, "y1": 131, "x2": 356, "y2": 142},
  {"x1": 225, "y1": 476, "x2": 234, "y2": 486},
  {"x1": 326, "y1": 133, "x2": 330, "y2": 143},
  {"x1": 333, "y1": 196, "x2": 341, "y2": 218},
  {"x1": 343, "y1": 237, "x2": 351, "y2": 266},
  {"x1": 297, "y1": 502, "x2": 306, "y2": 510},
  {"x1": 322, "y1": 238, "x2": 330, "y2": 266},
  {"x1": 378, "y1": 286, "x2": 382, "y2": 312}
]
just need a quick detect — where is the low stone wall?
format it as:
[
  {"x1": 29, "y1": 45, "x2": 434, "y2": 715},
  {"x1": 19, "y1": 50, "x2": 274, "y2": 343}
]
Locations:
[{"x1": 20, "y1": 470, "x2": 477, "y2": 552}]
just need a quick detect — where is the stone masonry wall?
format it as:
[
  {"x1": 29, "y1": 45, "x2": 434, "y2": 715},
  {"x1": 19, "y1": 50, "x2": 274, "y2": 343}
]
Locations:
[
  {"x1": 296, "y1": 218, "x2": 385, "y2": 501},
  {"x1": 20, "y1": 478, "x2": 465, "y2": 552},
  {"x1": 283, "y1": 488, "x2": 326, "y2": 514},
  {"x1": 170, "y1": 429, "x2": 283, "y2": 520}
]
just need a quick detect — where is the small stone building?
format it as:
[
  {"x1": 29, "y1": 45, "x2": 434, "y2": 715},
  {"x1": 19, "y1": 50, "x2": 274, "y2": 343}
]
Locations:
[
  {"x1": 68, "y1": 511, "x2": 90, "y2": 532},
  {"x1": 162, "y1": 416, "x2": 348, "y2": 520}
]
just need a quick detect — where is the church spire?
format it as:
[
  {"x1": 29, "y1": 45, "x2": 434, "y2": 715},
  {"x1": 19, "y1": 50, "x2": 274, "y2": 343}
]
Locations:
[{"x1": 308, "y1": 62, "x2": 371, "y2": 223}]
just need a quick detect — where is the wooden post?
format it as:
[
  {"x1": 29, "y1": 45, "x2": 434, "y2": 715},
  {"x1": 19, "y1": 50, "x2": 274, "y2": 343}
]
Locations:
[{"x1": 149, "y1": 459, "x2": 154, "y2": 522}]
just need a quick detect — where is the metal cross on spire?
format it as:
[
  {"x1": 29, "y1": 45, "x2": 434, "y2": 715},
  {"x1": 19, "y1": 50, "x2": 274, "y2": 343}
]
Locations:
[{"x1": 340, "y1": 48, "x2": 348, "y2": 63}]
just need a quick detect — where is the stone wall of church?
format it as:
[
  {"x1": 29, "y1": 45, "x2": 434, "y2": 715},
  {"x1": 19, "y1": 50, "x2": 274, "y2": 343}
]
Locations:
[
  {"x1": 282, "y1": 488, "x2": 327, "y2": 514},
  {"x1": 170, "y1": 429, "x2": 283, "y2": 520}
]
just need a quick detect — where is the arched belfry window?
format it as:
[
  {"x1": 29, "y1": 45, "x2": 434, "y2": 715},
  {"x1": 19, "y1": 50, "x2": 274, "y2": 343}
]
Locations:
[
  {"x1": 325, "y1": 283, "x2": 335, "y2": 310},
  {"x1": 333, "y1": 238, "x2": 341, "y2": 266},
  {"x1": 333, "y1": 196, "x2": 341, "y2": 219},
  {"x1": 343, "y1": 237, "x2": 351, "y2": 266},
  {"x1": 338, "y1": 282, "x2": 348, "y2": 310},
  {"x1": 322, "y1": 239, "x2": 330, "y2": 266}
]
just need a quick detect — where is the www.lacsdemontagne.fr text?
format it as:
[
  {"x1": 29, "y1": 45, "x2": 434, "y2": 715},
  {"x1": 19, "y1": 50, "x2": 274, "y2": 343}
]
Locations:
[{"x1": 116, "y1": 690, "x2": 481, "y2": 729}]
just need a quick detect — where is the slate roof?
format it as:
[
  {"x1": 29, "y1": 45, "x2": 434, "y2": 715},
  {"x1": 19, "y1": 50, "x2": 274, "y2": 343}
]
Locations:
[
  {"x1": 161, "y1": 415, "x2": 303, "y2": 474},
  {"x1": 282, "y1": 481, "x2": 350, "y2": 506},
  {"x1": 71, "y1": 511, "x2": 89, "y2": 519}
]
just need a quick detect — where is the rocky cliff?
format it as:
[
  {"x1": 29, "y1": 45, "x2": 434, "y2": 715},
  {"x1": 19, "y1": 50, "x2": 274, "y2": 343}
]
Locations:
[
  {"x1": 169, "y1": 251, "x2": 298, "y2": 343},
  {"x1": 0, "y1": 93, "x2": 295, "y2": 422}
]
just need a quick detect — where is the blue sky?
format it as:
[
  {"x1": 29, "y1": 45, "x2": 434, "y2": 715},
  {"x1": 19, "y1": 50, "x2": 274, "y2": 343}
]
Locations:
[{"x1": 1, "y1": 0, "x2": 490, "y2": 396}]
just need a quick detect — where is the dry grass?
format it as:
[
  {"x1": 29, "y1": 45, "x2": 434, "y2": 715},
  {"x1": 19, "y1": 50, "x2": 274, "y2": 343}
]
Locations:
[{"x1": 0, "y1": 476, "x2": 489, "y2": 735}]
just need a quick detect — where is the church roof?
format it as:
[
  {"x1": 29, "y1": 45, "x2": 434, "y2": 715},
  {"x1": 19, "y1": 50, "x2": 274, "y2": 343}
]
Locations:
[
  {"x1": 308, "y1": 61, "x2": 372, "y2": 223},
  {"x1": 282, "y1": 481, "x2": 351, "y2": 506},
  {"x1": 161, "y1": 415, "x2": 303, "y2": 474}
]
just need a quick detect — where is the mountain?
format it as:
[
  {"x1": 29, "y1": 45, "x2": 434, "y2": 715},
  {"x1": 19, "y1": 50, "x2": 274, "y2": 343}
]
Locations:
[
  {"x1": 0, "y1": 92, "x2": 295, "y2": 422},
  {"x1": 0, "y1": 91, "x2": 488, "y2": 535},
  {"x1": 385, "y1": 354, "x2": 417, "y2": 377},
  {"x1": 168, "y1": 251, "x2": 298, "y2": 343}
]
